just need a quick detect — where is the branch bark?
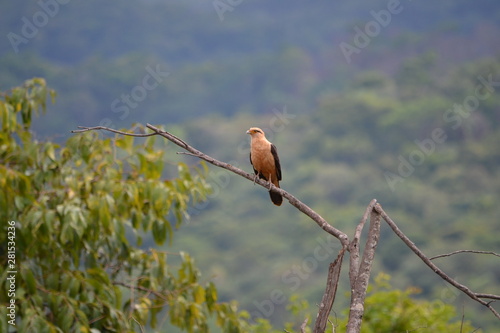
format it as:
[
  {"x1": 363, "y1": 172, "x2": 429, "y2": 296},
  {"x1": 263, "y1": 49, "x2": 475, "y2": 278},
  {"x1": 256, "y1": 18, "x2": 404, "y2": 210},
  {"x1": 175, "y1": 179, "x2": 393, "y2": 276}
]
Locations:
[
  {"x1": 313, "y1": 248, "x2": 345, "y2": 333},
  {"x1": 430, "y1": 250, "x2": 500, "y2": 260},
  {"x1": 348, "y1": 199, "x2": 377, "y2": 289},
  {"x1": 346, "y1": 207, "x2": 382, "y2": 333}
]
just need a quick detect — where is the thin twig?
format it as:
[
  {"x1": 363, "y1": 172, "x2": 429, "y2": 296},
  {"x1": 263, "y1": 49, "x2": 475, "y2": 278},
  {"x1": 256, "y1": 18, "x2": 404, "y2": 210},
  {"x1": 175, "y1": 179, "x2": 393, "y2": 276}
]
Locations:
[
  {"x1": 300, "y1": 317, "x2": 309, "y2": 333},
  {"x1": 71, "y1": 125, "x2": 156, "y2": 137},
  {"x1": 430, "y1": 250, "x2": 500, "y2": 260},
  {"x1": 131, "y1": 316, "x2": 146, "y2": 333},
  {"x1": 475, "y1": 293, "x2": 500, "y2": 300},
  {"x1": 328, "y1": 316, "x2": 337, "y2": 333},
  {"x1": 374, "y1": 204, "x2": 500, "y2": 320},
  {"x1": 460, "y1": 304, "x2": 465, "y2": 333},
  {"x1": 176, "y1": 152, "x2": 199, "y2": 157},
  {"x1": 112, "y1": 281, "x2": 169, "y2": 301},
  {"x1": 89, "y1": 314, "x2": 106, "y2": 325}
]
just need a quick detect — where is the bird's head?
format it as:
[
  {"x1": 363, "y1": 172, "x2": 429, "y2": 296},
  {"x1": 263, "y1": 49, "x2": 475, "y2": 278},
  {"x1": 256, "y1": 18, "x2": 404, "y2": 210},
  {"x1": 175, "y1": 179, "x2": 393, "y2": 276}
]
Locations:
[{"x1": 246, "y1": 127, "x2": 265, "y2": 138}]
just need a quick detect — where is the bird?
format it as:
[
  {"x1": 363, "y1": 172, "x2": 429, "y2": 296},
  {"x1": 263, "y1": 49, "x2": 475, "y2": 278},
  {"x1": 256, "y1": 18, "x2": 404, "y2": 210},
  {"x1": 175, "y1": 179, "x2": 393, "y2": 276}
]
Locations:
[{"x1": 246, "y1": 127, "x2": 283, "y2": 206}]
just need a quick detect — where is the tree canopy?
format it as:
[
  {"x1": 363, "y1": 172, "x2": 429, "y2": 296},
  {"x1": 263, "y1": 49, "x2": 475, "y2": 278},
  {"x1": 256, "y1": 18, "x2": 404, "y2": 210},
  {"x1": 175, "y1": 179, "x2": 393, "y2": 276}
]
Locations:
[{"x1": 0, "y1": 79, "x2": 252, "y2": 332}]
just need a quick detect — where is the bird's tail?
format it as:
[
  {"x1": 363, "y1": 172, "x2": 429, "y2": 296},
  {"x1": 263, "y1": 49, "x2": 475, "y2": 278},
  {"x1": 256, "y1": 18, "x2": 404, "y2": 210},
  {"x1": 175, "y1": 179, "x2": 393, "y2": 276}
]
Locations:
[{"x1": 269, "y1": 184, "x2": 283, "y2": 206}]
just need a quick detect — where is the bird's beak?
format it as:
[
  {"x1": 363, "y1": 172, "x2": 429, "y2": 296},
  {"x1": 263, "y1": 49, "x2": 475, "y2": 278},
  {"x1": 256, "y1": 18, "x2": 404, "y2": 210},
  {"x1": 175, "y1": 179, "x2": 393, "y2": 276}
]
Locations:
[{"x1": 246, "y1": 130, "x2": 251, "y2": 134}]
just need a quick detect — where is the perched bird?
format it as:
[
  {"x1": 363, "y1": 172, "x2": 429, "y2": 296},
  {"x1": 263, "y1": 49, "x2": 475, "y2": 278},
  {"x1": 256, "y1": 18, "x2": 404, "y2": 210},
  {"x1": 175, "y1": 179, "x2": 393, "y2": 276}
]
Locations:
[{"x1": 246, "y1": 127, "x2": 283, "y2": 206}]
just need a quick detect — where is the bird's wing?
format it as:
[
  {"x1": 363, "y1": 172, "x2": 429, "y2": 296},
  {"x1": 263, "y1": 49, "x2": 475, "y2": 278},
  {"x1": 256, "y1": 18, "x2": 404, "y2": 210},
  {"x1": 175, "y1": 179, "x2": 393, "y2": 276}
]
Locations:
[
  {"x1": 271, "y1": 143, "x2": 282, "y2": 181},
  {"x1": 249, "y1": 151, "x2": 258, "y2": 175}
]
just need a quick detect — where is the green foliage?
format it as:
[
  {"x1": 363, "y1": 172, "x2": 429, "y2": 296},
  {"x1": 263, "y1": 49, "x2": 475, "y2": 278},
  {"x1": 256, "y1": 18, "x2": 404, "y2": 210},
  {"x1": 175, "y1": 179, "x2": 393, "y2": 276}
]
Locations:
[
  {"x1": 0, "y1": 79, "x2": 253, "y2": 332},
  {"x1": 238, "y1": 275, "x2": 477, "y2": 333},
  {"x1": 276, "y1": 274, "x2": 477, "y2": 333},
  {"x1": 337, "y1": 273, "x2": 477, "y2": 332}
]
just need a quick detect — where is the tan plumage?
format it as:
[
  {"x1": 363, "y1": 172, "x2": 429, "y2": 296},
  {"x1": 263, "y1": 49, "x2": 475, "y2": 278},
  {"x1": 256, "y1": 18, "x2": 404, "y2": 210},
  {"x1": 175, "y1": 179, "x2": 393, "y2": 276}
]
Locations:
[{"x1": 246, "y1": 127, "x2": 282, "y2": 206}]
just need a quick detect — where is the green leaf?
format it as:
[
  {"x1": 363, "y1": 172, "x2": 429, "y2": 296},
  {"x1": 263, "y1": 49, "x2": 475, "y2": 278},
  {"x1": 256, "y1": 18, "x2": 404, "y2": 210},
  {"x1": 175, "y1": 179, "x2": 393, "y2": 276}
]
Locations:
[
  {"x1": 131, "y1": 209, "x2": 140, "y2": 229},
  {"x1": 205, "y1": 282, "x2": 218, "y2": 312},
  {"x1": 115, "y1": 134, "x2": 134, "y2": 154},
  {"x1": 193, "y1": 285, "x2": 206, "y2": 304},
  {"x1": 99, "y1": 199, "x2": 111, "y2": 232},
  {"x1": 152, "y1": 219, "x2": 167, "y2": 245},
  {"x1": 87, "y1": 267, "x2": 110, "y2": 285},
  {"x1": 56, "y1": 303, "x2": 73, "y2": 332},
  {"x1": 75, "y1": 309, "x2": 89, "y2": 327},
  {"x1": 69, "y1": 278, "x2": 80, "y2": 298},
  {"x1": 46, "y1": 273, "x2": 59, "y2": 290},
  {"x1": 60, "y1": 274, "x2": 71, "y2": 292},
  {"x1": 45, "y1": 142, "x2": 56, "y2": 161},
  {"x1": 23, "y1": 268, "x2": 37, "y2": 294}
]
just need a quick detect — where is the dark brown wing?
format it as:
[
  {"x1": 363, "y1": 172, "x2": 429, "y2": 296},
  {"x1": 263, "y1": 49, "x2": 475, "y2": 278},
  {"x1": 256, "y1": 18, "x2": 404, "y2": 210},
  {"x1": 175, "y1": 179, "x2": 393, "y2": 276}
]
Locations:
[
  {"x1": 270, "y1": 144, "x2": 282, "y2": 181},
  {"x1": 249, "y1": 152, "x2": 258, "y2": 175}
]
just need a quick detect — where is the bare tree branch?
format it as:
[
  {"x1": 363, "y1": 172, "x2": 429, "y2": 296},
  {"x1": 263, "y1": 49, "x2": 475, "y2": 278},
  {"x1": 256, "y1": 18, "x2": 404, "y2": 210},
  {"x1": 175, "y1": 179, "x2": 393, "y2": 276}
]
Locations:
[
  {"x1": 71, "y1": 125, "x2": 156, "y2": 137},
  {"x1": 430, "y1": 250, "x2": 500, "y2": 260},
  {"x1": 374, "y1": 204, "x2": 500, "y2": 320},
  {"x1": 71, "y1": 124, "x2": 350, "y2": 245},
  {"x1": 313, "y1": 248, "x2": 345, "y2": 333},
  {"x1": 349, "y1": 199, "x2": 377, "y2": 289},
  {"x1": 346, "y1": 208, "x2": 382, "y2": 333},
  {"x1": 145, "y1": 123, "x2": 351, "y2": 247}
]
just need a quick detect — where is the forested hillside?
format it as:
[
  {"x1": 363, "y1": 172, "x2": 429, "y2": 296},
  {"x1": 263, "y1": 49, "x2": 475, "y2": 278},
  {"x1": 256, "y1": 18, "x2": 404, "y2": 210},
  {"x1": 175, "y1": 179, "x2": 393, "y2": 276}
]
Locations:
[
  {"x1": 2, "y1": 0, "x2": 500, "y2": 331},
  {"x1": 172, "y1": 56, "x2": 500, "y2": 330},
  {"x1": 2, "y1": 0, "x2": 500, "y2": 134}
]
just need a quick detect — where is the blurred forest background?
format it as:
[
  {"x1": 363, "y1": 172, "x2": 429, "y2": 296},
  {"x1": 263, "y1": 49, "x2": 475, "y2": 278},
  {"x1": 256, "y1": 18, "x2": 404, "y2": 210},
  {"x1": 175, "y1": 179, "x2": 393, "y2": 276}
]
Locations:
[{"x1": 2, "y1": 0, "x2": 500, "y2": 331}]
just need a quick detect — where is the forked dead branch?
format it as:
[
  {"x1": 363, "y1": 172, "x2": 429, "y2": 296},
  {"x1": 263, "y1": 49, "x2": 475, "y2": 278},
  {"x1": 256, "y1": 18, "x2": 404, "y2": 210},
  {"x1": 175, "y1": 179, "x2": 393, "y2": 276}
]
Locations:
[{"x1": 72, "y1": 124, "x2": 500, "y2": 332}]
